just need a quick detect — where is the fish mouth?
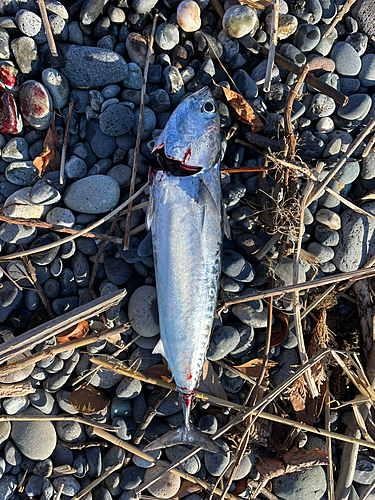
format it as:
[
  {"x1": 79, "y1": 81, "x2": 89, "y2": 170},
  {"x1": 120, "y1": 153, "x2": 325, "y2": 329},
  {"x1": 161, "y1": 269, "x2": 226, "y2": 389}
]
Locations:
[{"x1": 153, "y1": 144, "x2": 202, "y2": 177}]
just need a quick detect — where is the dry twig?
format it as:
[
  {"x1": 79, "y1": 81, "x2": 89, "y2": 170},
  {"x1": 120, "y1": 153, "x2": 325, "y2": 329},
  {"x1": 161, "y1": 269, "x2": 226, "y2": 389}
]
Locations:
[
  {"x1": 322, "y1": 0, "x2": 358, "y2": 39},
  {"x1": 60, "y1": 102, "x2": 74, "y2": 184},
  {"x1": 264, "y1": 0, "x2": 279, "y2": 93},
  {"x1": 123, "y1": 14, "x2": 158, "y2": 250},
  {"x1": 36, "y1": 0, "x2": 58, "y2": 57},
  {"x1": 71, "y1": 462, "x2": 123, "y2": 500}
]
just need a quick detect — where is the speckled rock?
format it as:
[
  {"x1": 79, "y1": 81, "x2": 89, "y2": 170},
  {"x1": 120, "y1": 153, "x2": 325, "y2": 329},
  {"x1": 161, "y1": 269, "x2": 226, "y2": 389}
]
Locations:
[{"x1": 63, "y1": 175, "x2": 120, "y2": 214}]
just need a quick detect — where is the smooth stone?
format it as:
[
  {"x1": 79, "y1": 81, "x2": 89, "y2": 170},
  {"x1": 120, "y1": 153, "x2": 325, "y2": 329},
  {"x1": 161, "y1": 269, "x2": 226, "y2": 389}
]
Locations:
[
  {"x1": 315, "y1": 209, "x2": 341, "y2": 229},
  {"x1": 87, "y1": 120, "x2": 116, "y2": 158},
  {"x1": 266, "y1": 14, "x2": 298, "y2": 40},
  {"x1": 358, "y1": 54, "x2": 375, "y2": 87},
  {"x1": 53, "y1": 476, "x2": 81, "y2": 496},
  {"x1": 233, "y1": 69, "x2": 257, "y2": 99},
  {"x1": 127, "y1": 286, "x2": 160, "y2": 338},
  {"x1": 337, "y1": 94, "x2": 372, "y2": 121},
  {"x1": 3, "y1": 396, "x2": 29, "y2": 415},
  {"x1": 29, "y1": 389, "x2": 55, "y2": 414},
  {"x1": 144, "y1": 466, "x2": 180, "y2": 498},
  {"x1": 340, "y1": 77, "x2": 360, "y2": 95},
  {"x1": 273, "y1": 466, "x2": 327, "y2": 500},
  {"x1": 316, "y1": 117, "x2": 334, "y2": 133},
  {"x1": 104, "y1": 257, "x2": 132, "y2": 285},
  {"x1": 361, "y1": 151, "x2": 375, "y2": 180},
  {"x1": 155, "y1": 23, "x2": 179, "y2": 51},
  {"x1": 132, "y1": 0, "x2": 158, "y2": 15},
  {"x1": 165, "y1": 445, "x2": 201, "y2": 475},
  {"x1": 331, "y1": 42, "x2": 362, "y2": 77},
  {"x1": 132, "y1": 107, "x2": 156, "y2": 140},
  {"x1": 204, "y1": 440, "x2": 230, "y2": 476},
  {"x1": 0, "y1": 281, "x2": 23, "y2": 322},
  {"x1": 52, "y1": 296, "x2": 79, "y2": 315},
  {"x1": 132, "y1": 444, "x2": 161, "y2": 468},
  {"x1": 293, "y1": 24, "x2": 321, "y2": 52},
  {"x1": 18, "y1": 81, "x2": 52, "y2": 130},
  {"x1": 207, "y1": 326, "x2": 240, "y2": 361},
  {"x1": 40, "y1": 44, "x2": 128, "y2": 89},
  {"x1": 5, "y1": 162, "x2": 39, "y2": 186},
  {"x1": 107, "y1": 164, "x2": 132, "y2": 188},
  {"x1": 0, "y1": 476, "x2": 17, "y2": 500},
  {"x1": 42, "y1": 68, "x2": 69, "y2": 109},
  {"x1": 30, "y1": 180, "x2": 61, "y2": 204},
  {"x1": 116, "y1": 377, "x2": 142, "y2": 400},
  {"x1": 30, "y1": 233, "x2": 61, "y2": 265},
  {"x1": 16, "y1": 9, "x2": 46, "y2": 43},
  {"x1": 99, "y1": 104, "x2": 134, "y2": 136},
  {"x1": 63, "y1": 175, "x2": 120, "y2": 214},
  {"x1": 65, "y1": 156, "x2": 87, "y2": 179},
  {"x1": 315, "y1": 225, "x2": 340, "y2": 247},
  {"x1": 11, "y1": 36, "x2": 39, "y2": 77},
  {"x1": 223, "y1": 6, "x2": 257, "y2": 39},
  {"x1": 120, "y1": 465, "x2": 145, "y2": 490},
  {"x1": 297, "y1": 131, "x2": 325, "y2": 160},
  {"x1": 125, "y1": 33, "x2": 153, "y2": 69},
  {"x1": 222, "y1": 250, "x2": 255, "y2": 282},
  {"x1": 2, "y1": 138, "x2": 29, "y2": 162},
  {"x1": 333, "y1": 203, "x2": 375, "y2": 271},
  {"x1": 11, "y1": 408, "x2": 56, "y2": 460}
]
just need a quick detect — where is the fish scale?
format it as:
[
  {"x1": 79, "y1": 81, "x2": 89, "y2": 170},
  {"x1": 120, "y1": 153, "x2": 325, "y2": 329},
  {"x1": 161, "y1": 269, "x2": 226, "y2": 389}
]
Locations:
[{"x1": 143, "y1": 87, "x2": 226, "y2": 456}]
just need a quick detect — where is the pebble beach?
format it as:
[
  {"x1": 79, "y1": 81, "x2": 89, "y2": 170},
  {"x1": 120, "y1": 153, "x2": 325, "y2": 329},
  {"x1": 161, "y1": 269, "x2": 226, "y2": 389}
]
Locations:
[{"x1": 1, "y1": 0, "x2": 375, "y2": 499}]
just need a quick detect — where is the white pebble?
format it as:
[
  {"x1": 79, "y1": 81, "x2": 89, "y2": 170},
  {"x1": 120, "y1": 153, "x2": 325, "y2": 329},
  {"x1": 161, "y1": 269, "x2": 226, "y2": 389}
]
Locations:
[
  {"x1": 177, "y1": 0, "x2": 201, "y2": 32},
  {"x1": 180, "y1": 66, "x2": 195, "y2": 84},
  {"x1": 316, "y1": 117, "x2": 334, "y2": 134},
  {"x1": 315, "y1": 209, "x2": 341, "y2": 230}
]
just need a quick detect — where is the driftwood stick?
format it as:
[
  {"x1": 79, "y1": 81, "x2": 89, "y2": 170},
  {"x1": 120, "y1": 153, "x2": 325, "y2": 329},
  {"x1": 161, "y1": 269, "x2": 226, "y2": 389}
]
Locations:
[
  {"x1": 322, "y1": 0, "x2": 358, "y2": 39},
  {"x1": 0, "y1": 215, "x2": 123, "y2": 245},
  {"x1": 0, "y1": 183, "x2": 148, "y2": 262},
  {"x1": 264, "y1": 0, "x2": 279, "y2": 93},
  {"x1": 258, "y1": 45, "x2": 348, "y2": 106},
  {"x1": 60, "y1": 102, "x2": 74, "y2": 184},
  {"x1": 0, "y1": 289, "x2": 126, "y2": 364},
  {"x1": 219, "y1": 266, "x2": 375, "y2": 312},
  {"x1": 71, "y1": 462, "x2": 123, "y2": 500},
  {"x1": 0, "y1": 381, "x2": 36, "y2": 397},
  {"x1": 123, "y1": 14, "x2": 158, "y2": 251},
  {"x1": 37, "y1": 0, "x2": 58, "y2": 57},
  {"x1": 0, "y1": 325, "x2": 128, "y2": 376}
]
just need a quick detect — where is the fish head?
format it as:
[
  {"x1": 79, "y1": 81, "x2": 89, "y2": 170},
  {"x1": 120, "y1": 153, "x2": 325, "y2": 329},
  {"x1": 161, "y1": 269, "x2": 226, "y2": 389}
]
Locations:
[{"x1": 153, "y1": 87, "x2": 221, "y2": 174}]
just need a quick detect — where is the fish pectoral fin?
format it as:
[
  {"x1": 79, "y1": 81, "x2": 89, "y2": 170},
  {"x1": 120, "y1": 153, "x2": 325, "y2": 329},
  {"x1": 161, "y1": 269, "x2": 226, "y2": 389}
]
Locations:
[
  {"x1": 222, "y1": 203, "x2": 231, "y2": 240},
  {"x1": 198, "y1": 179, "x2": 220, "y2": 216},
  {"x1": 152, "y1": 339, "x2": 166, "y2": 358},
  {"x1": 145, "y1": 195, "x2": 154, "y2": 231}
]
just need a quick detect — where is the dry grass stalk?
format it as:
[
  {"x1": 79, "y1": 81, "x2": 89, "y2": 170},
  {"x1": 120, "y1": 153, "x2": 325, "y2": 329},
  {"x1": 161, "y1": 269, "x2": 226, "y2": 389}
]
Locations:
[
  {"x1": 325, "y1": 385, "x2": 335, "y2": 500},
  {"x1": 322, "y1": 0, "x2": 358, "y2": 39},
  {"x1": 0, "y1": 183, "x2": 148, "y2": 262},
  {"x1": 306, "y1": 118, "x2": 375, "y2": 207},
  {"x1": 219, "y1": 266, "x2": 375, "y2": 313},
  {"x1": 0, "y1": 325, "x2": 129, "y2": 377},
  {"x1": 352, "y1": 405, "x2": 374, "y2": 443},
  {"x1": 21, "y1": 253, "x2": 55, "y2": 320},
  {"x1": 55, "y1": 484, "x2": 64, "y2": 500},
  {"x1": 363, "y1": 132, "x2": 375, "y2": 157},
  {"x1": 36, "y1": 0, "x2": 58, "y2": 57},
  {"x1": 93, "y1": 428, "x2": 240, "y2": 500},
  {"x1": 249, "y1": 481, "x2": 279, "y2": 500},
  {"x1": 210, "y1": 0, "x2": 224, "y2": 18},
  {"x1": 0, "y1": 288, "x2": 126, "y2": 364},
  {"x1": 358, "y1": 478, "x2": 375, "y2": 500},
  {"x1": 71, "y1": 462, "x2": 123, "y2": 500},
  {"x1": 0, "y1": 381, "x2": 35, "y2": 397},
  {"x1": 0, "y1": 414, "x2": 117, "y2": 432},
  {"x1": 123, "y1": 15, "x2": 158, "y2": 250},
  {"x1": 0, "y1": 214, "x2": 123, "y2": 244},
  {"x1": 60, "y1": 102, "x2": 74, "y2": 184},
  {"x1": 264, "y1": 0, "x2": 279, "y2": 93}
]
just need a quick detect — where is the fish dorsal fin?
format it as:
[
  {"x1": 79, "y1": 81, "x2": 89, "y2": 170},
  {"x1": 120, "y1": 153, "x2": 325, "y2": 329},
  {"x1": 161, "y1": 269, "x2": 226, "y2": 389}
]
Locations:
[
  {"x1": 145, "y1": 195, "x2": 154, "y2": 231},
  {"x1": 198, "y1": 179, "x2": 219, "y2": 215},
  {"x1": 152, "y1": 339, "x2": 166, "y2": 358},
  {"x1": 222, "y1": 203, "x2": 231, "y2": 240}
]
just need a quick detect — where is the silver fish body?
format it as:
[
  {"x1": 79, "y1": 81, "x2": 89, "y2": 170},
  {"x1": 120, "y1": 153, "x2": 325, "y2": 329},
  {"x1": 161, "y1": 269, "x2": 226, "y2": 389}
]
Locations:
[{"x1": 144, "y1": 87, "x2": 225, "y2": 455}]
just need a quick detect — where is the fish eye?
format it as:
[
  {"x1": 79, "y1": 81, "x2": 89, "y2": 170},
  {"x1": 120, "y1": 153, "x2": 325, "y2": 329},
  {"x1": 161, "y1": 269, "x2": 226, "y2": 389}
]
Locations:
[{"x1": 202, "y1": 99, "x2": 216, "y2": 114}]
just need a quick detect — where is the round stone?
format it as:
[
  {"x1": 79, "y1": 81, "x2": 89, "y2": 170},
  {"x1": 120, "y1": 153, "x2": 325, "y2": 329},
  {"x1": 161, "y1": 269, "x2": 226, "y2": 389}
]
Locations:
[
  {"x1": 16, "y1": 10, "x2": 46, "y2": 42},
  {"x1": 99, "y1": 104, "x2": 135, "y2": 136},
  {"x1": 337, "y1": 94, "x2": 372, "y2": 121},
  {"x1": 46, "y1": 207, "x2": 75, "y2": 227},
  {"x1": 273, "y1": 466, "x2": 327, "y2": 500},
  {"x1": 207, "y1": 326, "x2": 240, "y2": 361},
  {"x1": 331, "y1": 42, "x2": 362, "y2": 77},
  {"x1": 315, "y1": 208, "x2": 341, "y2": 230},
  {"x1": 18, "y1": 81, "x2": 53, "y2": 130},
  {"x1": 306, "y1": 94, "x2": 335, "y2": 120},
  {"x1": 127, "y1": 286, "x2": 160, "y2": 337},
  {"x1": 65, "y1": 155, "x2": 87, "y2": 179},
  {"x1": 223, "y1": 6, "x2": 257, "y2": 39},
  {"x1": 0, "y1": 476, "x2": 17, "y2": 500},
  {"x1": 222, "y1": 250, "x2": 255, "y2": 282},
  {"x1": 155, "y1": 23, "x2": 179, "y2": 51},
  {"x1": 177, "y1": 0, "x2": 201, "y2": 32},
  {"x1": 42, "y1": 68, "x2": 70, "y2": 109},
  {"x1": 132, "y1": 0, "x2": 158, "y2": 14},
  {"x1": 316, "y1": 117, "x2": 334, "y2": 133},
  {"x1": 307, "y1": 242, "x2": 335, "y2": 263},
  {"x1": 63, "y1": 175, "x2": 120, "y2": 214},
  {"x1": 205, "y1": 440, "x2": 230, "y2": 476},
  {"x1": 116, "y1": 376, "x2": 142, "y2": 399},
  {"x1": 358, "y1": 54, "x2": 375, "y2": 87},
  {"x1": 107, "y1": 164, "x2": 132, "y2": 188},
  {"x1": 132, "y1": 107, "x2": 156, "y2": 140},
  {"x1": 5, "y1": 161, "x2": 39, "y2": 186},
  {"x1": 2, "y1": 138, "x2": 29, "y2": 162},
  {"x1": 266, "y1": 14, "x2": 298, "y2": 40},
  {"x1": 30, "y1": 180, "x2": 61, "y2": 204},
  {"x1": 144, "y1": 466, "x2": 180, "y2": 498},
  {"x1": 293, "y1": 24, "x2": 321, "y2": 52},
  {"x1": 104, "y1": 257, "x2": 132, "y2": 285},
  {"x1": 11, "y1": 407, "x2": 57, "y2": 460}
]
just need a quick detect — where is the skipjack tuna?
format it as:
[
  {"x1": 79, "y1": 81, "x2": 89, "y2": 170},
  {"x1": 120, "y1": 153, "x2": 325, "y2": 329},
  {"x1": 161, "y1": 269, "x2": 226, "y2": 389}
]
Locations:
[{"x1": 143, "y1": 87, "x2": 229, "y2": 456}]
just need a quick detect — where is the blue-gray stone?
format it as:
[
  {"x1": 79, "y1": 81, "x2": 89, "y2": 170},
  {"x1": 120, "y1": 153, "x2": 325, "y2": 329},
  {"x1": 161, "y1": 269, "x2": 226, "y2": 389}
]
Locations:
[
  {"x1": 63, "y1": 175, "x2": 120, "y2": 214},
  {"x1": 331, "y1": 42, "x2": 362, "y2": 76}
]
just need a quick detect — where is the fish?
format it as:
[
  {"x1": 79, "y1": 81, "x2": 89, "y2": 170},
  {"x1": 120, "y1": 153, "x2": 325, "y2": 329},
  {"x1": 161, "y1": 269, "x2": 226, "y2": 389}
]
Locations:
[{"x1": 143, "y1": 87, "x2": 227, "y2": 456}]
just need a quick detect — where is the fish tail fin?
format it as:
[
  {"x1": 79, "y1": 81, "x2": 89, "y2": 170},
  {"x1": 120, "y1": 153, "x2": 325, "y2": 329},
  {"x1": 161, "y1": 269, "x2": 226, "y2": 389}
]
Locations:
[{"x1": 143, "y1": 423, "x2": 226, "y2": 456}]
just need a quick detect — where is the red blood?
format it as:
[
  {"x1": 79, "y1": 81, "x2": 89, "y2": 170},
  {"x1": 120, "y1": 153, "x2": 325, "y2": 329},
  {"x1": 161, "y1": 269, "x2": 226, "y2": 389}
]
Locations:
[
  {"x1": 0, "y1": 93, "x2": 21, "y2": 134},
  {"x1": 0, "y1": 66, "x2": 16, "y2": 89},
  {"x1": 183, "y1": 147, "x2": 191, "y2": 164},
  {"x1": 187, "y1": 372, "x2": 192, "y2": 381},
  {"x1": 181, "y1": 392, "x2": 194, "y2": 407}
]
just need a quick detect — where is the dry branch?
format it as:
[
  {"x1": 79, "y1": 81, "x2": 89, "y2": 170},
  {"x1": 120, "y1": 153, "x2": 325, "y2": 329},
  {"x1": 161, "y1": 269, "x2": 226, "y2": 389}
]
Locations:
[
  {"x1": 264, "y1": 0, "x2": 279, "y2": 93},
  {"x1": 322, "y1": 0, "x2": 358, "y2": 39},
  {"x1": 123, "y1": 14, "x2": 158, "y2": 250},
  {"x1": 37, "y1": 0, "x2": 58, "y2": 57},
  {"x1": 60, "y1": 102, "x2": 74, "y2": 184},
  {"x1": 0, "y1": 288, "x2": 126, "y2": 364},
  {"x1": 71, "y1": 462, "x2": 123, "y2": 500},
  {"x1": 0, "y1": 381, "x2": 35, "y2": 397}
]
